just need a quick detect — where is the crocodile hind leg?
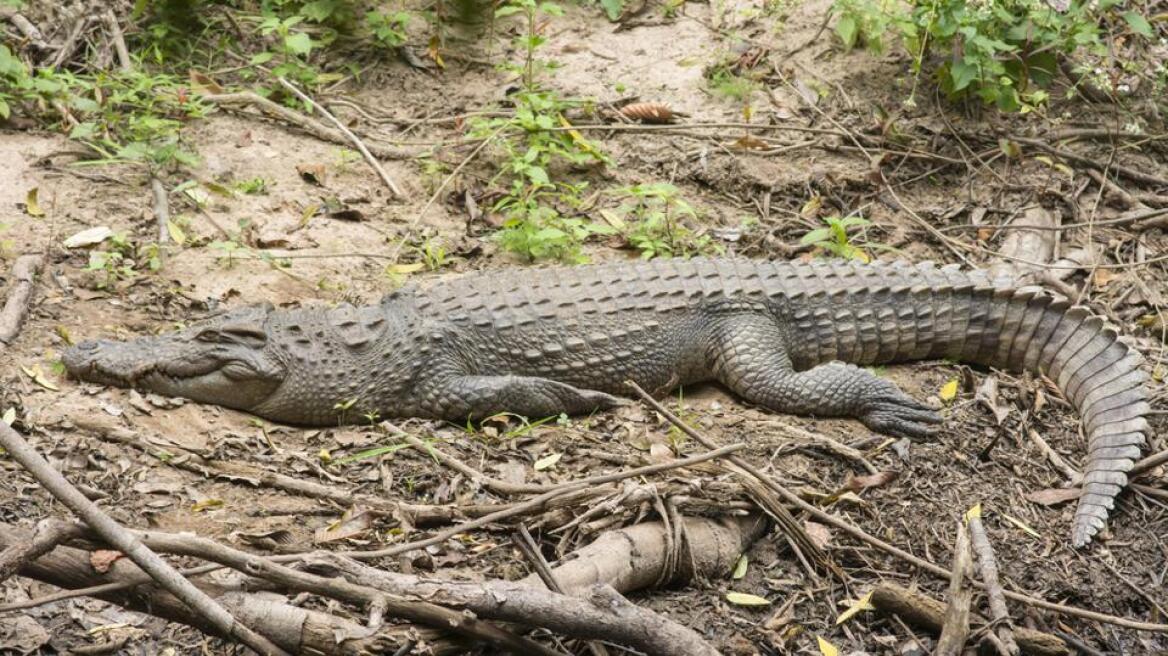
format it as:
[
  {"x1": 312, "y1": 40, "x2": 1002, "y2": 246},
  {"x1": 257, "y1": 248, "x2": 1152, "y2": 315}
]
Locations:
[
  {"x1": 417, "y1": 374, "x2": 625, "y2": 421},
  {"x1": 708, "y1": 315, "x2": 942, "y2": 438}
]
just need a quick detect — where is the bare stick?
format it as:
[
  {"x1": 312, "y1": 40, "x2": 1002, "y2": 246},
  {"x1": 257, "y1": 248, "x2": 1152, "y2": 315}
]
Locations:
[
  {"x1": 275, "y1": 77, "x2": 404, "y2": 198},
  {"x1": 152, "y1": 177, "x2": 170, "y2": 244},
  {"x1": 936, "y1": 521, "x2": 974, "y2": 656},
  {"x1": 102, "y1": 11, "x2": 132, "y2": 73},
  {"x1": 871, "y1": 584, "x2": 1070, "y2": 656},
  {"x1": 0, "y1": 423, "x2": 290, "y2": 656},
  {"x1": 627, "y1": 382, "x2": 1168, "y2": 632},
  {"x1": 1131, "y1": 448, "x2": 1168, "y2": 479},
  {"x1": 1026, "y1": 429, "x2": 1081, "y2": 481},
  {"x1": 202, "y1": 92, "x2": 418, "y2": 161},
  {"x1": 0, "y1": 518, "x2": 84, "y2": 584},
  {"x1": 0, "y1": 254, "x2": 44, "y2": 346},
  {"x1": 967, "y1": 507, "x2": 1020, "y2": 655}
]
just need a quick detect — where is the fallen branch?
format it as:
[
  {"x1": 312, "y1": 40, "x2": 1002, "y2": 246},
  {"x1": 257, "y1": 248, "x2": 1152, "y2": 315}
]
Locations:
[
  {"x1": 0, "y1": 254, "x2": 43, "y2": 346},
  {"x1": 1131, "y1": 447, "x2": 1168, "y2": 479},
  {"x1": 0, "y1": 526, "x2": 461, "y2": 655},
  {"x1": 936, "y1": 521, "x2": 974, "y2": 656},
  {"x1": 132, "y1": 531, "x2": 560, "y2": 656},
  {"x1": 0, "y1": 423, "x2": 290, "y2": 656},
  {"x1": 968, "y1": 507, "x2": 1020, "y2": 655},
  {"x1": 276, "y1": 77, "x2": 404, "y2": 198},
  {"x1": 870, "y1": 584, "x2": 1070, "y2": 656},
  {"x1": 202, "y1": 91, "x2": 419, "y2": 161},
  {"x1": 0, "y1": 518, "x2": 84, "y2": 584},
  {"x1": 313, "y1": 553, "x2": 720, "y2": 656}
]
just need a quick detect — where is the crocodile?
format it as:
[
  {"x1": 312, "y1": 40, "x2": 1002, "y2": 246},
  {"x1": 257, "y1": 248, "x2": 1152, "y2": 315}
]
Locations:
[{"x1": 63, "y1": 258, "x2": 1150, "y2": 546}]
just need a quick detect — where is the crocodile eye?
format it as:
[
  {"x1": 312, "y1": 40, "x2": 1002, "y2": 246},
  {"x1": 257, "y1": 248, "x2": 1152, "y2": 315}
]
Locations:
[{"x1": 195, "y1": 329, "x2": 221, "y2": 343}]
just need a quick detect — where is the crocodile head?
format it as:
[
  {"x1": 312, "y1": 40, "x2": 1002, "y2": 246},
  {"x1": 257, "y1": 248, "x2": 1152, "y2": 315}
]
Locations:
[{"x1": 63, "y1": 305, "x2": 286, "y2": 414}]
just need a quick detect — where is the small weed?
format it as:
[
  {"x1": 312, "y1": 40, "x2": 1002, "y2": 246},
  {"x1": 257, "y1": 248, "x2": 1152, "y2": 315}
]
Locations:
[
  {"x1": 607, "y1": 183, "x2": 719, "y2": 259},
  {"x1": 415, "y1": 238, "x2": 449, "y2": 270},
  {"x1": 707, "y1": 68, "x2": 761, "y2": 103},
  {"x1": 86, "y1": 233, "x2": 164, "y2": 287},
  {"x1": 366, "y1": 8, "x2": 411, "y2": 49},
  {"x1": 234, "y1": 177, "x2": 270, "y2": 194},
  {"x1": 800, "y1": 215, "x2": 879, "y2": 261}
]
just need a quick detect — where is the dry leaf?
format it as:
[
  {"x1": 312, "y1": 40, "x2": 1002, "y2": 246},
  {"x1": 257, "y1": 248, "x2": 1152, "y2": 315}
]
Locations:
[
  {"x1": 975, "y1": 376, "x2": 1008, "y2": 424},
  {"x1": 25, "y1": 188, "x2": 44, "y2": 217},
  {"x1": 964, "y1": 503, "x2": 982, "y2": 523},
  {"x1": 1026, "y1": 487, "x2": 1080, "y2": 506},
  {"x1": 315, "y1": 507, "x2": 375, "y2": 544},
  {"x1": 816, "y1": 635, "x2": 840, "y2": 656},
  {"x1": 188, "y1": 69, "x2": 224, "y2": 94},
  {"x1": 939, "y1": 378, "x2": 959, "y2": 403},
  {"x1": 21, "y1": 365, "x2": 59, "y2": 391},
  {"x1": 191, "y1": 498, "x2": 224, "y2": 512},
  {"x1": 844, "y1": 470, "x2": 898, "y2": 492},
  {"x1": 804, "y1": 520, "x2": 833, "y2": 550},
  {"x1": 731, "y1": 555, "x2": 748, "y2": 579},
  {"x1": 90, "y1": 550, "x2": 124, "y2": 573},
  {"x1": 296, "y1": 163, "x2": 327, "y2": 186},
  {"x1": 730, "y1": 135, "x2": 770, "y2": 150},
  {"x1": 1, "y1": 408, "x2": 14, "y2": 425},
  {"x1": 835, "y1": 591, "x2": 875, "y2": 624},
  {"x1": 63, "y1": 226, "x2": 114, "y2": 249},
  {"x1": 726, "y1": 591, "x2": 770, "y2": 606},
  {"x1": 533, "y1": 452, "x2": 561, "y2": 471}
]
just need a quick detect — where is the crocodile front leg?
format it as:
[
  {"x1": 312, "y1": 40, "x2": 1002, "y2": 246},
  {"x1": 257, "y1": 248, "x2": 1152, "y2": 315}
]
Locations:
[
  {"x1": 707, "y1": 313, "x2": 942, "y2": 438},
  {"x1": 415, "y1": 375, "x2": 625, "y2": 421}
]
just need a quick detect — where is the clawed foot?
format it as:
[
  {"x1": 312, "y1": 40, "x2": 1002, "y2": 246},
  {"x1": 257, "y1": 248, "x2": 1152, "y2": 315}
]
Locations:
[{"x1": 858, "y1": 392, "x2": 942, "y2": 439}]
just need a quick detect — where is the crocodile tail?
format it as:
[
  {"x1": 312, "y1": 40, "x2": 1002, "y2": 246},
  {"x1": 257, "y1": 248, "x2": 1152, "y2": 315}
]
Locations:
[{"x1": 999, "y1": 291, "x2": 1150, "y2": 546}]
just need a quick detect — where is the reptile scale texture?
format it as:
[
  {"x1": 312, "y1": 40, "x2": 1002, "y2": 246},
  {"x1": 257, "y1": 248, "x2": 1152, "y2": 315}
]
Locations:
[{"x1": 62, "y1": 257, "x2": 1151, "y2": 547}]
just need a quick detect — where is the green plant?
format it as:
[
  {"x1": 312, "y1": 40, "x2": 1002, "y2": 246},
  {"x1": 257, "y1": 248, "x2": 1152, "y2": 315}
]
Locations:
[
  {"x1": 234, "y1": 177, "x2": 270, "y2": 194},
  {"x1": 86, "y1": 233, "x2": 164, "y2": 287},
  {"x1": 608, "y1": 183, "x2": 719, "y2": 259},
  {"x1": 470, "y1": 0, "x2": 611, "y2": 262},
  {"x1": 366, "y1": 8, "x2": 411, "y2": 48},
  {"x1": 707, "y1": 67, "x2": 761, "y2": 102},
  {"x1": 800, "y1": 215, "x2": 876, "y2": 261},
  {"x1": 415, "y1": 238, "x2": 448, "y2": 270},
  {"x1": 833, "y1": 0, "x2": 1152, "y2": 110}
]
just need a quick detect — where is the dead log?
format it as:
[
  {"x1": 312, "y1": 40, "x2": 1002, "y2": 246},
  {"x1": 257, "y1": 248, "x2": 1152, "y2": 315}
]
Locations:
[
  {"x1": 526, "y1": 513, "x2": 767, "y2": 594},
  {"x1": 870, "y1": 583, "x2": 1070, "y2": 656}
]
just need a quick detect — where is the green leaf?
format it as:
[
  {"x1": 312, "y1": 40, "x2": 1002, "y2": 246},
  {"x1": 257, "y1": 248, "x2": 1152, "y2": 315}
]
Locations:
[
  {"x1": 950, "y1": 60, "x2": 977, "y2": 92},
  {"x1": 836, "y1": 14, "x2": 858, "y2": 49},
  {"x1": 600, "y1": 0, "x2": 623, "y2": 20},
  {"x1": 284, "y1": 32, "x2": 313, "y2": 56},
  {"x1": 250, "y1": 51, "x2": 275, "y2": 65},
  {"x1": 0, "y1": 97, "x2": 8, "y2": 120},
  {"x1": 800, "y1": 228, "x2": 832, "y2": 245},
  {"x1": 1122, "y1": 11, "x2": 1153, "y2": 38}
]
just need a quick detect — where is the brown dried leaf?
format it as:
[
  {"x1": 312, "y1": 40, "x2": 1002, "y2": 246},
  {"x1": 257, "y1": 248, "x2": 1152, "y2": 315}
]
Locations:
[
  {"x1": 296, "y1": 163, "x2": 327, "y2": 186},
  {"x1": 1026, "y1": 487, "x2": 1080, "y2": 506},
  {"x1": 804, "y1": 520, "x2": 833, "y2": 550},
  {"x1": 188, "y1": 69, "x2": 224, "y2": 94},
  {"x1": 315, "y1": 507, "x2": 375, "y2": 544},
  {"x1": 90, "y1": 550, "x2": 124, "y2": 573},
  {"x1": 730, "y1": 135, "x2": 770, "y2": 150},
  {"x1": 620, "y1": 102, "x2": 676, "y2": 124},
  {"x1": 844, "y1": 470, "x2": 898, "y2": 492}
]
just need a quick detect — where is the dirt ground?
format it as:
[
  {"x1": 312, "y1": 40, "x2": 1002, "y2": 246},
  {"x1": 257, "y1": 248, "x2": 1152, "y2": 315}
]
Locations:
[{"x1": 2, "y1": 0, "x2": 1168, "y2": 654}]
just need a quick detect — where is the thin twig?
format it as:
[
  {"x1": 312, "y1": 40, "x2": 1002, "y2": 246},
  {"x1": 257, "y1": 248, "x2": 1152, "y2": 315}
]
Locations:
[
  {"x1": 276, "y1": 77, "x2": 404, "y2": 198},
  {"x1": 0, "y1": 423, "x2": 290, "y2": 656},
  {"x1": 102, "y1": 11, "x2": 131, "y2": 73},
  {"x1": 151, "y1": 177, "x2": 170, "y2": 244},
  {"x1": 1130, "y1": 448, "x2": 1168, "y2": 479},
  {"x1": 968, "y1": 508, "x2": 1020, "y2": 655}
]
